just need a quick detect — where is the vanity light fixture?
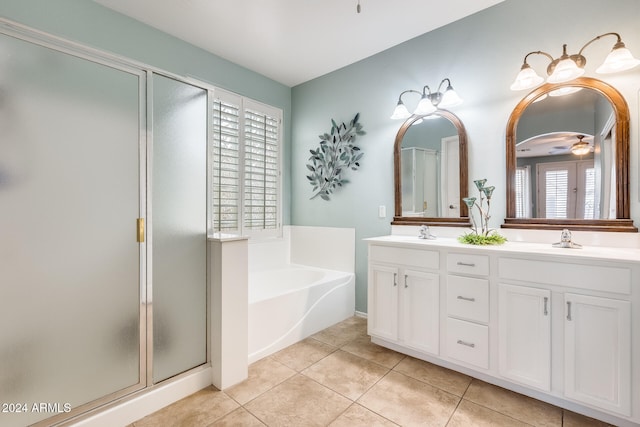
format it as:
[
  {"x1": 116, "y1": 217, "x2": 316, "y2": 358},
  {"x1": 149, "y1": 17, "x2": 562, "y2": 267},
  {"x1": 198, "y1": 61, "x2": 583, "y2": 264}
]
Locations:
[
  {"x1": 390, "y1": 78, "x2": 463, "y2": 120},
  {"x1": 510, "y1": 32, "x2": 640, "y2": 91}
]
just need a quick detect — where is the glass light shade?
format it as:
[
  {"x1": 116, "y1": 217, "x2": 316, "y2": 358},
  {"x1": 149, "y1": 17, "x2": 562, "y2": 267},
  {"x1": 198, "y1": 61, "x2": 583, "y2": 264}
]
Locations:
[
  {"x1": 413, "y1": 96, "x2": 437, "y2": 115},
  {"x1": 390, "y1": 101, "x2": 411, "y2": 120},
  {"x1": 510, "y1": 66, "x2": 544, "y2": 91},
  {"x1": 596, "y1": 46, "x2": 640, "y2": 73},
  {"x1": 549, "y1": 86, "x2": 582, "y2": 97},
  {"x1": 547, "y1": 58, "x2": 584, "y2": 83},
  {"x1": 438, "y1": 88, "x2": 463, "y2": 108},
  {"x1": 571, "y1": 142, "x2": 590, "y2": 155}
]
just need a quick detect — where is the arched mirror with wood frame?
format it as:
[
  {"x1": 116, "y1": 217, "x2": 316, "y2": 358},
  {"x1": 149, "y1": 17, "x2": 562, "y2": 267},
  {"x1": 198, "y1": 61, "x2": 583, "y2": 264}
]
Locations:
[
  {"x1": 503, "y1": 77, "x2": 636, "y2": 232},
  {"x1": 393, "y1": 110, "x2": 470, "y2": 226}
]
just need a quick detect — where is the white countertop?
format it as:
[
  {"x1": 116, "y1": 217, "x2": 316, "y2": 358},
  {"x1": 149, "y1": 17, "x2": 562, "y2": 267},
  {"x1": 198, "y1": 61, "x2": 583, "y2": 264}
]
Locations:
[{"x1": 365, "y1": 234, "x2": 640, "y2": 264}]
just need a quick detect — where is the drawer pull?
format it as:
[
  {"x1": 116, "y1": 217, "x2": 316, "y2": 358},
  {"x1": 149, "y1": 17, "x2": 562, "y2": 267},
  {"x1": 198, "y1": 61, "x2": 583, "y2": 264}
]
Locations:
[
  {"x1": 543, "y1": 297, "x2": 549, "y2": 316},
  {"x1": 457, "y1": 339, "x2": 475, "y2": 348},
  {"x1": 393, "y1": 273, "x2": 397, "y2": 287},
  {"x1": 456, "y1": 261, "x2": 476, "y2": 267},
  {"x1": 566, "y1": 301, "x2": 572, "y2": 321},
  {"x1": 456, "y1": 295, "x2": 476, "y2": 302},
  {"x1": 404, "y1": 274, "x2": 408, "y2": 288}
]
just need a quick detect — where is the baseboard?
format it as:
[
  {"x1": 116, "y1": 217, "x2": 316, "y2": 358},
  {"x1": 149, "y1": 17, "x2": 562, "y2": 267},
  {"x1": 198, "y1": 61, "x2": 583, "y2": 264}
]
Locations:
[{"x1": 69, "y1": 366, "x2": 212, "y2": 427}]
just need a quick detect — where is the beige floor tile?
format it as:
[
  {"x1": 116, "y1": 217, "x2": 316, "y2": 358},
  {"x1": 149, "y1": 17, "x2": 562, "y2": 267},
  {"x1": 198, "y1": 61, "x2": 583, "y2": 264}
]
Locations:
[
  {"x1": 312, "y1": 317, "x2": 368, "y2": 347},
  {"x1": 448, "y1": 399, "x2": 530, "y2": 427},
  {"x1": 340, "y1": 315, "x2": 368, "y2": 328},
  {"x1": 393, "y1": 356, "x2": 472, "y2": 397},
  {"x1": 302, "y1": 349, "x2": 389, "y2": 400},
  {"x1": 207, "y1": 407, "x2": 265, "y2": 426},
  {"x1": 562, "y1": 409, "x2": 613, "y2": 427},
  {"x1": 272, "y1": 337, "x2": 337, "y2": 371},
  {"x1": 225, "y1": 357, "x2": 296, "y2": 405},
  {"x1": 133, "y1": 386, "x2": 239, "y2": 427},
  {"x1": 244, "y1": 374, "x2": 352, "y2": 427},
  {"x1": 358, "y1": 370, "x2": 459, "y2": 426},
  {"x1": 464, "y1": 380, "x2": 562, "y2": 427},
  {"x1": 329, "y1": 403, "x2": 399, "y2": 426},
  {"x1": 341, "y1": 335, "x2": 405, "y2": 369}
]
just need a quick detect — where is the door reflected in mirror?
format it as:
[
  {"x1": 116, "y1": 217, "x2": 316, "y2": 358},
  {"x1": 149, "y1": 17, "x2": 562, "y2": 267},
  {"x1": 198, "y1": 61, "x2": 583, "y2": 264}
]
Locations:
[{"x1": 515, "y1": 88, "x2": 615, "y2": 219}]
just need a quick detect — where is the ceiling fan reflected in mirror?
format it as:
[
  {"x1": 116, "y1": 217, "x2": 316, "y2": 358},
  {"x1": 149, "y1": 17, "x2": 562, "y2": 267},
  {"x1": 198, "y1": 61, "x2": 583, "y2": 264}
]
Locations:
[
  {"x1": 516, "y1": 132, "x2": 594, "y2": 157},
  {"x1": 570, "y1": 134, "x2": 592, "y2": 155}
]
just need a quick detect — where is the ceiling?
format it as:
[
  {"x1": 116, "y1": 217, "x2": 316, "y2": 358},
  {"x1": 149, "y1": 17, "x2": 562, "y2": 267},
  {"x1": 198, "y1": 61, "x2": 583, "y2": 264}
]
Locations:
[
  {"x1": 94, "y1": 0, "x2": 504, "y2": 87},
  {"x1": 517, "y1": 132, "x2": 594, "y2": 158}
]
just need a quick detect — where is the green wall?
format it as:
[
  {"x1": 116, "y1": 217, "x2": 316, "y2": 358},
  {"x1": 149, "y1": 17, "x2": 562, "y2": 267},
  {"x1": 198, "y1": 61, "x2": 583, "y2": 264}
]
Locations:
[{"x1": 291, "y1": 0, "x2": 640, "y2": 312}]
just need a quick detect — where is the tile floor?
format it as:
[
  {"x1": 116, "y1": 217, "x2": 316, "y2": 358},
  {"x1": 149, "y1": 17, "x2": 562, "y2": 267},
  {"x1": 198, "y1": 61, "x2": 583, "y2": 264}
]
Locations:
[{"x1": 132, "y1": 316, "x2": 614, "y2": 426}]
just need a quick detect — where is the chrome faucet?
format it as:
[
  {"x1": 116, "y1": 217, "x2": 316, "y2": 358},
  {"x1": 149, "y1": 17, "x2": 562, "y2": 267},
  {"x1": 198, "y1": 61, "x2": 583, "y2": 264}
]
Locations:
[
  {"x1": 418, "y1": 224, "x2": 436, "y2": 240},
  {"x1": 552, "y1": 228, "x2": 582, "y2": 248}
]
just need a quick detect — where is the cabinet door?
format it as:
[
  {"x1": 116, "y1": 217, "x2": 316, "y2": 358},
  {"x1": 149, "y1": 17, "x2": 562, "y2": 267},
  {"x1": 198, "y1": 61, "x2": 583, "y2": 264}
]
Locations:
[
  {"x1": 564, "y1": 293, "x2": 631, "y2": 416},
  {"x1": 368, "y1": 264, "x2": 399, "y2": 341},
  {"x1": 498, "y1": 284, "x2": 551, "y2": 391},
  {"x1": 402, "y1": 269, "x2": 440, "y2": 354}
]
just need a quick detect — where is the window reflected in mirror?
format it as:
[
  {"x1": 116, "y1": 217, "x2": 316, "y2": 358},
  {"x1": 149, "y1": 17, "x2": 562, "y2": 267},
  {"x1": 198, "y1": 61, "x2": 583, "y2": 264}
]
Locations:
[{"x1": 504, "y1": 77, "x2": 636, "y2": 232}]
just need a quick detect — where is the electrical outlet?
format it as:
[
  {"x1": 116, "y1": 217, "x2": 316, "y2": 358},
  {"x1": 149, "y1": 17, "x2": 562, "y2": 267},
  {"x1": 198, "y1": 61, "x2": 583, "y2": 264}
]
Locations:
[{"x1": 378, "y1": 205, "x2": 386, "y2": 218}]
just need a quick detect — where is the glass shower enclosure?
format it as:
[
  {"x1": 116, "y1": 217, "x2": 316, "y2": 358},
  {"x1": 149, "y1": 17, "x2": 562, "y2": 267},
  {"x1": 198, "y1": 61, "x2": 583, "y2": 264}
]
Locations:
[{"x1": 0, "y1": 25, "x2": 208, "y2": 426}]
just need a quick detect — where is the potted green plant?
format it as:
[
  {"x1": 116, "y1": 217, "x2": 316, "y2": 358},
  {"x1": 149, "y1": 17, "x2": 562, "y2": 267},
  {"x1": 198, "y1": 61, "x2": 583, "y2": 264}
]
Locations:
[{"x1": 458, "y1": 179, "x2": 507, "y2": 245}]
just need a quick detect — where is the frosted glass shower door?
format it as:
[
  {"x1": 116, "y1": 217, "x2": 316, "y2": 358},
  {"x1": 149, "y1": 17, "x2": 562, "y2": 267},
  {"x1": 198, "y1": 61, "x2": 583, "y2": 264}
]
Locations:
[
  {"x1": 151, "y1": 74, "x2": 207, "y2": 382},
  {"x1": 0, "y1": 33, "x2": 144, "y2": 426}
]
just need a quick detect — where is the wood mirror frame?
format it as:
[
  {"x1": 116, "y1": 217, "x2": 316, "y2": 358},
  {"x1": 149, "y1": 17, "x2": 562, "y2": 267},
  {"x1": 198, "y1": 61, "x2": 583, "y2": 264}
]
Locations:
[
  {"x1": 392, "y1": 110, "x2": 471, "y2": 226},
  {"x1": 503, "y1": 77, "x2": 636, "y2": 232}
]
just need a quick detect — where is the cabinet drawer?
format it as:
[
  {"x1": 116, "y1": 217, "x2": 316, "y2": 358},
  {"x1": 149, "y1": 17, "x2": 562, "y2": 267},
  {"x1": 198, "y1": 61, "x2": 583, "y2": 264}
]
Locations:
[
  {"x1": 370, "y1": 245, "x2": 439, "y2": 270},
  {"x1": 499, "y1": 258, "x2": 631, "y2": 295},
  {"x1": 447, "y1": 253, "x2": 489, "y2": 276},
  {"x1": 447, "y1": 275, "x2": 489, "y2": 323},
  {"x1": 446, "y1": 318, "x2": 489, "y2": 369}
]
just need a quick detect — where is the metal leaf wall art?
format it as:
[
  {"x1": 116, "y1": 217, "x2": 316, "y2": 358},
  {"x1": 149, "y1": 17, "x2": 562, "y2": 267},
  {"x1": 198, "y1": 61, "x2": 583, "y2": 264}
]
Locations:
[{"x1": 306, "y1": 113, "x2": 366, "y2": 201}]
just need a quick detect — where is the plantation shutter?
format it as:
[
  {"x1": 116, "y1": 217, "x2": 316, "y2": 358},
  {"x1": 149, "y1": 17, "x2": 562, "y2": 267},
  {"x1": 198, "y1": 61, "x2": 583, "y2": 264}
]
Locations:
[
  {"x1": 243, "y1": 101, "x2": 281, "y2": 235},
  {"x1": 544, "y1": 169, "x2": 569, "y2": 219},
  {"x1": 515, "y1": 166, "x2": 531, "y2": 218},
  {"x1": 210, "y1": 91, "x2": 282, "y2": 237},
  {"x1": 583, "y1": 167, "x2": 596, "y2": 219},
  {"x1": 211, "y1": 91, "x2": 242, "y2": 233}
]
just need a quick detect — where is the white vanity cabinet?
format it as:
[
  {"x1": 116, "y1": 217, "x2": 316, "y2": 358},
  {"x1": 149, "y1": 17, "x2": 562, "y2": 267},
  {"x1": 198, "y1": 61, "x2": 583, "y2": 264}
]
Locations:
[
  {"x1": 498, "y1": 283, "x2": 551, "y2": 391},
  {"x1": 367, "y1": 245, "x2": 440, "y2": 355},
  {"x1": 365, "y1": 236, "x2": 640, "y2": 427},
  {"x1": 564, "y1": 293, "x2": 631, "y2": 416},
  {"x1": 499, "y1": 256, "x2": 633, "y2": 416}
]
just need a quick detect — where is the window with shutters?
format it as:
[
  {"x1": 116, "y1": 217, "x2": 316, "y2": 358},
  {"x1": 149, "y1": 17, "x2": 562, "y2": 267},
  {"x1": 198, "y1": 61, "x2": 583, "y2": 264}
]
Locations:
[
  {"x1": 543, "y1": 169, "x2": 570, "y2": 219},
  {"x1": 536, "y1": 160, "x2": 594, "y2": 219},
  {"x1": 210, "y1": 89, "x2": 282, "y2": 238},
  {"x1": 515, "y1": 165, "x2": 531, "y2": 218}
]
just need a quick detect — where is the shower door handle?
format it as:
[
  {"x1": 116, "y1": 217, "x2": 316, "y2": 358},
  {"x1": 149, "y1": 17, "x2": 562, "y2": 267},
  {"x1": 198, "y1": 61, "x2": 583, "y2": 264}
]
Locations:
[{"x1": 137, "y1": 218, "x2": 145, "y2": 243}]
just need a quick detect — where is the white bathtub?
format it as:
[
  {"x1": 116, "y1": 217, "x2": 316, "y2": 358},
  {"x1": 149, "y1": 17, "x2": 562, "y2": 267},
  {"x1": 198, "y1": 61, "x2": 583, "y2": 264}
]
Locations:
[{"x1": 248, "y1": 264, "x2": 355, "y2": 363}]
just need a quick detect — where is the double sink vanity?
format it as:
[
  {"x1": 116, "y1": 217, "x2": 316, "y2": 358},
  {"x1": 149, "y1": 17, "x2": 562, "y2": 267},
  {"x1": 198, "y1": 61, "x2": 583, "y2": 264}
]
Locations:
[
  {"x1": 375, "y1": 75, "x2": 640, "y2": 426},
  {"x1": 366, "y1": 233, "x2": 640, "y2": 426}
]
